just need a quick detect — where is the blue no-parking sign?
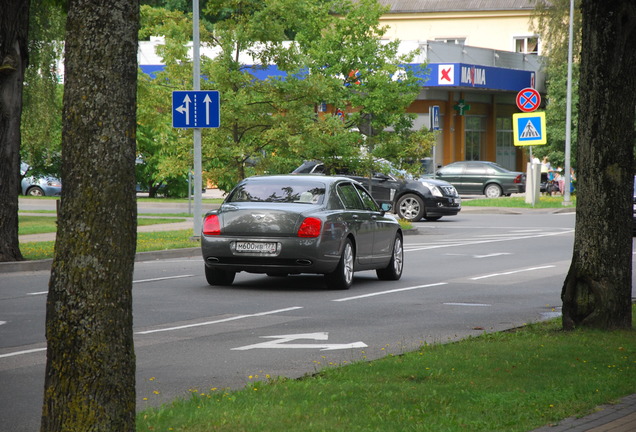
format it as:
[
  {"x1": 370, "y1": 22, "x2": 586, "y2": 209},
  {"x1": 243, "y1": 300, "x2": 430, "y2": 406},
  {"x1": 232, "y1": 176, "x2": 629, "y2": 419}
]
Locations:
[
  {"x1": 172, "y1": 90, "x2": 220, "y2": 128},
  {"x1": 513, "y1": 112, "x2": 546, "y2": 146}
]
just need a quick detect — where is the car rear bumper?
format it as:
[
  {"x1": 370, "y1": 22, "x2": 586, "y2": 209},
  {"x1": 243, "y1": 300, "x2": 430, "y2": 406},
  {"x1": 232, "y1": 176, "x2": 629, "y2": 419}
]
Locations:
[
  {"x1": 506, "y1": 185, "x2": 525, "y2": 194},
  {"x1": 202, "y1": 235, "x2": 341, "y2": 275}
]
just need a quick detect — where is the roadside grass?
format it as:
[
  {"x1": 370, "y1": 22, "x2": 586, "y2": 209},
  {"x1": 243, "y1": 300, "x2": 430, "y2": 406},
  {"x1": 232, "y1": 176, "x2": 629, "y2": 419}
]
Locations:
[
  {"x1": 137, "y1": 311, "x2": 635, "y2": 432},
  {"x1": 463, "y1": 195, "x2": 576, "y2": 208},
  {"x1": 137, "y1": 197, "x2": 223, "y2": 205},
  {"x1": 20, "y1": 229, "x2": 195, "y2": 260},
  {"x1": 18, "y1": 215, "x2": 187, "y2": 236}
]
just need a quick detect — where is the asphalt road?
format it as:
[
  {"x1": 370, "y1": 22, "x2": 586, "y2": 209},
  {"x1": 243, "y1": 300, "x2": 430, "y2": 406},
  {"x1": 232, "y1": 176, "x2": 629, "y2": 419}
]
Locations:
[{"x1": 1, "y1": 208, "x2": 603, "y2": 431}]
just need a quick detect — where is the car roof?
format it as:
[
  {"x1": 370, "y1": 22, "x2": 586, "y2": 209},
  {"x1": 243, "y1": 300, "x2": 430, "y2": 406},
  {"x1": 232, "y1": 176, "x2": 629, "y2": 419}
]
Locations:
[{"x1": 244, "y1": 174, "x2": 358, "y2": 185}]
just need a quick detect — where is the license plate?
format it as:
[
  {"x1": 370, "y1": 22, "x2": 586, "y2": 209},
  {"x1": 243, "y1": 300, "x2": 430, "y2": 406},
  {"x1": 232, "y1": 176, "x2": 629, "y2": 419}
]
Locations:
[{"x1": 234, "y1": 241, "x2": 278, "y2": 254}]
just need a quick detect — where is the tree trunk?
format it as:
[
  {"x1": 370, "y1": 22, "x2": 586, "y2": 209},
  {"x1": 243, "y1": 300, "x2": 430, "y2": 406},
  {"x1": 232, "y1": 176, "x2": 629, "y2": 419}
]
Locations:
[
  {"x1": 561, "y1": 0, "x2": 636, "y2": 330},
  {"x1": 41, "y1": 1, "x2": 139, "y2": 431},
  {"x1": 0, "y1": 0, "x2": 29, "y2": 263}
]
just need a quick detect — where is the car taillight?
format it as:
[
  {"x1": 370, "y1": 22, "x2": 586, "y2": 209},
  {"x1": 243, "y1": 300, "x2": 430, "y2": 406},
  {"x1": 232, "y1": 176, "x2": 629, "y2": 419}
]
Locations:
[
  {"x1": 203, "y1": 214, "x2": 220, "y2": 235},
  {"x1": 298, "y1": 217, "x2": 322, "y2": 238},
  {"x1": 514, "y1": 174, "x2": 523, "y2": 184}
]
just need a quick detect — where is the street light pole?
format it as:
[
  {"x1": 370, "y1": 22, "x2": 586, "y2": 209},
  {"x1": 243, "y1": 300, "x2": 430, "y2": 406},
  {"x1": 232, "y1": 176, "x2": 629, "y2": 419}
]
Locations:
[
  {"x1": 563, "y1": 0, "x2": 574, "y2": 205},
  {"x1": 192, "y1": 0, "x2": 202, "y2": 237}
]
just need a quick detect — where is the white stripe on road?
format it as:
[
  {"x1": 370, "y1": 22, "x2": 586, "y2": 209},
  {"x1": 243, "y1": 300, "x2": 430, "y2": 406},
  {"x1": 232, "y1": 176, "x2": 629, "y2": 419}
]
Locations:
[
  {"x1": 332, "y1": 282, "x2": 447, "y2": 302},
  {"x1": 26, "y1": 274, "x2": 195, "y2": 296},
  {"x1": 470, "y1": 265, "x2": 555, "y2": 280},
  {"x1": 135, "y1": 306, "x2": 304, "y2": 335},
  {"x1": 443, "y1": 302, "x2": 491, "y2": 307},
  {"x1": 405, "y1": 229, "x2": 574, "y2": 252},
  {"x1": 0, "y1": 347, "x2": 46, "y2": 359},
  {"x1": 133, "y1": 275, "x2": 195, "y2": 284}
]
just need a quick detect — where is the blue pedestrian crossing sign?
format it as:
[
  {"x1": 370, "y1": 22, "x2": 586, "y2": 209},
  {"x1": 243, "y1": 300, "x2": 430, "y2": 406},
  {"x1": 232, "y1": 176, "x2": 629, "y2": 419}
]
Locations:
[
  {"x1": 172, "y1": 90, "x2": 220, "y2": 128},
  {"x1": 513, "y1": 112, "x2": 546, "y2": 146}
]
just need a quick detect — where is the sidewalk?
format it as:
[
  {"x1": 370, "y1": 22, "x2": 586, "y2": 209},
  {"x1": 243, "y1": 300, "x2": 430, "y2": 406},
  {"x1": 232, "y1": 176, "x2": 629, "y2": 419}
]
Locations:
[{"x1": 529, "y1": 394, "x2": 636, "y2": 432}]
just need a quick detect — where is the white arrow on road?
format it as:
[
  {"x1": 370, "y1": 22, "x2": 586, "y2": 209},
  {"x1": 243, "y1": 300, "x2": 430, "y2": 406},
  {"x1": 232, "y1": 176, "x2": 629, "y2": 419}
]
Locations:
[
  {"x1": 176, "y1": 94, "x2": 191, "y2": 125},
  {"x1": 232, "y1": 332, "x2": 367, "y2": 351}
]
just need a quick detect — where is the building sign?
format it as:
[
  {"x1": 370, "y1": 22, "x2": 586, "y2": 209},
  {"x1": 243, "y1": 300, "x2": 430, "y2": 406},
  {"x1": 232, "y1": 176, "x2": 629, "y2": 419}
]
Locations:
[
  {"x1": 426, "y1": 63, "x2": 535, "y2": 92},
  {"x1": 453, "y1": 99, "x2": 471, "y2": 116},
  {"x1": 461, "y1": 65, "x2": 487, "y2": 86},
  {"x1": 438, "y1": 64, "x2": 455, "y2": 85}
]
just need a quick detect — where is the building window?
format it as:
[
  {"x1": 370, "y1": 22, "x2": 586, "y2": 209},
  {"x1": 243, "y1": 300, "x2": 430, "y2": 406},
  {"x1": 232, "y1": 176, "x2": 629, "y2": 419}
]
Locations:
[
  {"x1": 515, "y1": 36, "x2": 539, "y2": 54},
  {"x1": 465, "y1": 116, "x2": 486, "y2": 161},
  {"x1": 496, "y1": 117, "x2": 516, "y2": 170},
  {"x1": 435, "y1": 38, "x2": 466, "y2": 46}
]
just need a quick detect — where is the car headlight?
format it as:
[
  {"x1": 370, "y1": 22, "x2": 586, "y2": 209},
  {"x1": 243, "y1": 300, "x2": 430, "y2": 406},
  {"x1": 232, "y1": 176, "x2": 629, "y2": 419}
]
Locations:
[{"x1": 421, "y1": 182, "x2": 443, "y2": 197}]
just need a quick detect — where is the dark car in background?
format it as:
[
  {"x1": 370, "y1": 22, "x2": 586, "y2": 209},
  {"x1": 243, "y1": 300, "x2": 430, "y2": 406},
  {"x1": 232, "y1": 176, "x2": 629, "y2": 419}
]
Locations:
[
  {"x1": 433, "y1": 161, "x2": 525, "y2": 198},
  {"x1": 292, "y1": 160, "x2": 461, "y2": 222},
  {"x1": 201, "y1": 175, "x2": 403, "y2": 290},
  {"x1": 20, "y1": 163, "x2": 62, "y2": 197}
]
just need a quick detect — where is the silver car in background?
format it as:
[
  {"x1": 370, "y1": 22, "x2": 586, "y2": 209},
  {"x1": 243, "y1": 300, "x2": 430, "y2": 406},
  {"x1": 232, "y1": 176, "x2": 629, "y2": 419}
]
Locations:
[{"x1": 201, "y1": 175, "x2": 403, "y2": 290}]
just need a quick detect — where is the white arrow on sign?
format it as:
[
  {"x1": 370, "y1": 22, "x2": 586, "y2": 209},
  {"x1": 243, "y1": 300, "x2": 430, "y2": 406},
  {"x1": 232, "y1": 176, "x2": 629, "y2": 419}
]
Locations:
[
  {"x1": 176, "y1": 94, "x2": 191, "y2": 125},
  {"x1": 203, "y1": 93, "x2": 212, "y2": 125},
  {"x1": 232, "y1": 332, "x2": 367, "y2": 351}
]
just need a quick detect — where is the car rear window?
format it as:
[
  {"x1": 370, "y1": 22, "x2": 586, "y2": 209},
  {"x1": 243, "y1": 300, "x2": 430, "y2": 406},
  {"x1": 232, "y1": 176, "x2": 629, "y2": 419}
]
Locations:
[{"x1": 227, "y1": 181, "x2": 326, "y2": 204}]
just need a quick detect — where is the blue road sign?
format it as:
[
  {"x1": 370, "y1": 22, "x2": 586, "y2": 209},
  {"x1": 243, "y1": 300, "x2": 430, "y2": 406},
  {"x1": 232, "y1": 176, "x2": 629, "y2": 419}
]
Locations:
[
  {"x1": 430, "y1": 105, "x2": 440, "y2": 130},
  {"x1": 513, "y1": 112, "x2": 546, "y2": 146},
  {"x1": 172, "y1": 90, "x2": 220, "y2": 128}
]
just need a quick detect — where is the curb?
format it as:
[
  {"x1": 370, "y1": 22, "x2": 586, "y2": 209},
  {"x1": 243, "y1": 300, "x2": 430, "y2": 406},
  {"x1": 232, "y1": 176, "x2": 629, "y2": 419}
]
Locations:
[{"x1": 0, "y1": 247, "x2": 202, "y2": 274}]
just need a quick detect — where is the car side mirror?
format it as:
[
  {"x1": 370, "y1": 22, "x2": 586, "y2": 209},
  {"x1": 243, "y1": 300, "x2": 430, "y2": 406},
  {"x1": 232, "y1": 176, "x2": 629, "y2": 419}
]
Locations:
[
  {"x1": 373, "y1": 173, "x2": 391, "y2": 181},
  {"x1": 381, "y1": 202, "x2": 392, "y2": 214}
]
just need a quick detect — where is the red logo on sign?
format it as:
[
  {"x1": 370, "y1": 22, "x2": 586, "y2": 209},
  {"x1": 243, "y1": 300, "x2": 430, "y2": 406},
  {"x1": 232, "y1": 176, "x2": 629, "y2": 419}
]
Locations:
[
  {"x1": 516, "y1": 88, "x2": 541, "y2": 112},
  {"x1": 439, "y1": 65, "x2": 454, "y2": 85}
]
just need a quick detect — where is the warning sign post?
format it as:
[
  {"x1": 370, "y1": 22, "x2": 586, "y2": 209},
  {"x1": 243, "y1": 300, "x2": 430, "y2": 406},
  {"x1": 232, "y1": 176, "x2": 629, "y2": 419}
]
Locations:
[{"x1": 513, "y1": 112, "x2": 547, "y2": 146}]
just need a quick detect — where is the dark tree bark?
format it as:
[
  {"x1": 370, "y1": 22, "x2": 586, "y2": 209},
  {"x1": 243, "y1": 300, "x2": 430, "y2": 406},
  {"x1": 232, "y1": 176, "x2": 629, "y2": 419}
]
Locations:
[
  {"x1": 562, "y1": 0, "x2": 636, "y2": 330},
  {"x1": 41, "y1": 1, "x2": 139, "y2": 431},
  {"x1": 0, "y1": 0, "x2": 29, "y2": 262}
]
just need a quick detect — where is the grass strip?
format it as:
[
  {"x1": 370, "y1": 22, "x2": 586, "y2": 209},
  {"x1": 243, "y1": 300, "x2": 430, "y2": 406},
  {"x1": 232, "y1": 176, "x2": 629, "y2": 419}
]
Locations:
[
  {"x1": 20, "y1": 229, "x2": 196, "y2": 260},
  {"x1": 462, "y1": 196, "x2": 576, "y2": 208},
  {"x1": 18, "y1": 216, "x2": 187, "y2": 235},
  {"x1": 137, "y1": 313, "x2": 635, "y2": 432}
]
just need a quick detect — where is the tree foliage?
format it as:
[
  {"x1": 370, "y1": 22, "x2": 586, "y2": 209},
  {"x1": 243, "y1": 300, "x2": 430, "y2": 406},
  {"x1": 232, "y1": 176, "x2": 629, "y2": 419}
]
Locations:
[
  {"x1": 139, "y1": 0, "x2": 433, "y2": 192},
  {"x1": 532, "y1": 0, "x2": 583, "y2": 169},
  {"x1": 561, "y1": 0, "x2": 635, "y2": 330},
  {"x1": 20, "y1": 0, "x2": 66, "y2": 178}
]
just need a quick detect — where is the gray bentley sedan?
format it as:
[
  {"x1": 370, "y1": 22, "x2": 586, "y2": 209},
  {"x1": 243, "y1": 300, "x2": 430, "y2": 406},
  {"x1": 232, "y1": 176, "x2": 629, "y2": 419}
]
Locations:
[{"x1": 201, "y1": 175, "x2": 404, "y2": 289}]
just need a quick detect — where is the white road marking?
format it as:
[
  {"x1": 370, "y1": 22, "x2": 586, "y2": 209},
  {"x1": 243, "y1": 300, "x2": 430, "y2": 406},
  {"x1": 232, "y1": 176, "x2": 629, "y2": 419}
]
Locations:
[
  {"x1": 0, "y1": 347, "x2": 46, "y2": 359},
  {"x1": 470, "y1": 265, "x2": 555, "y2": 280},
  {"x1": 474, "y1": 253, "x2": 511, "y2": 259},
  {"x1": 405, "y1": 229, "x2": 573, "y2": 252},
  {"x1": 135, "y1": 306, "x2": 303, "y2": 335},
  {"x1": 232, "y1": 332, "x2": 367, "y2": 351},
  {"x1": 133, "y1": 274, "x2": 195, "y2": 284},
  {"x1": 443, "y1": 302, "x2": 491, "y2": 307},
  {"x1": 332, "y1": 282, "x2": 447, "y2": 302},
  {"x1": 25, "y1": 274, "x2": 196, "y2": 296}
]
